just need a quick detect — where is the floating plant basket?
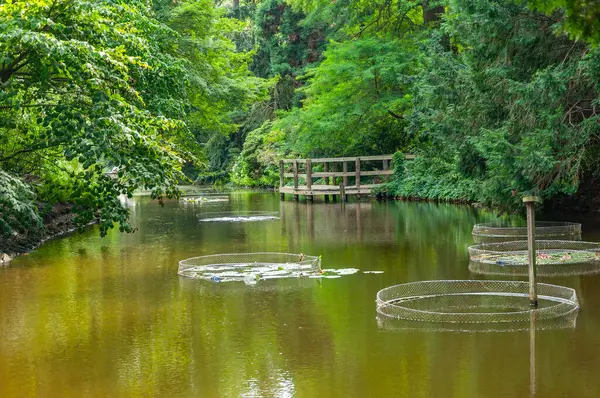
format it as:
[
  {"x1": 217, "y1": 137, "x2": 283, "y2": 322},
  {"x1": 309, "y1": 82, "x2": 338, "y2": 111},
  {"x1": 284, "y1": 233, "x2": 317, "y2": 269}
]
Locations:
[
  {"x1": 472, "y1": 221, "x2": 581, "y2": 244},
  {"x1": 180, "y1": 196, "x2": 229, "y2": 204},
  {"x1": 178, "y1": 252, "x2": 321, "y2": 283},
  {"x1": 197, "y1": 211, "x2": 280, "y2": 222},
  {"x1": 468, "y1": 240, "x2": 600, "y2": 276},
  {"x1": 376, "y1": 280, "x2": 579, "y2": 324},
  {"x1": 376, "y1": 310, "x2": 578, "y2": 333}
]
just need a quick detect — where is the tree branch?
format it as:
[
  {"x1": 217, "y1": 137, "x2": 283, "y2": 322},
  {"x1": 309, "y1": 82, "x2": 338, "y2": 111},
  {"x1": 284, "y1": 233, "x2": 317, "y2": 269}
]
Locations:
[
  {"x1": 388, "y1": 110, "x2": 404, "y2": 120},
  {"x1": 0, "y1": 140, "x2": 67, "y2": 162},
  {"x1": 0, "y1": 103, "x2": 63, "y2": 110}
]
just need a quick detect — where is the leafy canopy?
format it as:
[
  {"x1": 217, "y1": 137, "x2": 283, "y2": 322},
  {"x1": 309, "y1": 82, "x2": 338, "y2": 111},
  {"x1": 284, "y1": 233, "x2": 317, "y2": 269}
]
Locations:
[{"x1": 1, "y1": 0, "x2": 262, "y2": 245}]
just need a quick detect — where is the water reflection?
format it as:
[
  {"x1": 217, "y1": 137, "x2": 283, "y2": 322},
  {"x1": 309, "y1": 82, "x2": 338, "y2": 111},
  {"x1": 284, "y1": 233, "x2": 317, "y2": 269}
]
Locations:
[
  {"x1": 376, "y1": 310, "x2": 578, "y2": 333},
  {"x1": 377, "y1": 310, "x2": 578, "y2": 398},
  {"x1": 280, "y1": 201, "x2": 396, "y2": 245},
  {"x1": 1, "y1": 193, "x2": 600, "y2": 397}
]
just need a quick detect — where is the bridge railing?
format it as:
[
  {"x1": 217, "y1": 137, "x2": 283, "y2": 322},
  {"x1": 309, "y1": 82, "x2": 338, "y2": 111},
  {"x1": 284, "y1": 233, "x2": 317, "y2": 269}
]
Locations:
[{"x1": 278, "y1": 154, "x2": 414, "y2": 200}]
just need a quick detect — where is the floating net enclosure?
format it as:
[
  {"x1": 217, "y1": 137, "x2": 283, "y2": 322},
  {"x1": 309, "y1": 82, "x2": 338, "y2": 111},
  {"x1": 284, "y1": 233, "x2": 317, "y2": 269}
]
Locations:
[
  {"x1": 180, "y1": 195, "x2": 229, "y2": 204},
  {"x1": 468, "y1": 240, "x2": 600, "y2": 276},
  {"x1": 178, "y1": 252, "x2": 321, "y2": 283},
  {"x1": 197, "y1": 211, "x2": 279, "y2": 222},
  {"x1": 472, "y1": 221, "x2": 581, "y2": 243},
  {"x1": 376, "y1": 310, "x2": 578, "y2": 333},
  {"x1": 376, "y1": 280, "x2": 579, "y2": 324},
  {"x1": 179, "y1": 274, "x2": 320, "y2": 294}
]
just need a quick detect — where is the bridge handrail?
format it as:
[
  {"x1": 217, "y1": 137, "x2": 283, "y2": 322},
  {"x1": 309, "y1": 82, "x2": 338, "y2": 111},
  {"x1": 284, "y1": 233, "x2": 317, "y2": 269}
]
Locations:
[
  {"x1": 279, "y1": 153, "x2": 414, "y2": 201},
  {"x1": 281, "y1": 154, "x2": 414, "y2": 163}
]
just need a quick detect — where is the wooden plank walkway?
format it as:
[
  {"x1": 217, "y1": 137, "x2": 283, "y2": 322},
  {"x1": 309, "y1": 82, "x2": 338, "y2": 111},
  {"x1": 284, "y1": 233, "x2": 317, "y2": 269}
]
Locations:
[{"x1": 279, "y1": 154, "x2": 414, "y2": 201}]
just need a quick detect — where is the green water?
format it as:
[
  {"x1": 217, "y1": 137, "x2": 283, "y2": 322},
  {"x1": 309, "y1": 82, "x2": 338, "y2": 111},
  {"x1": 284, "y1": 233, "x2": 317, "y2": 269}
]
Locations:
[{"x1": 2, "y1": 191, "x2": 600, "y2": 397}]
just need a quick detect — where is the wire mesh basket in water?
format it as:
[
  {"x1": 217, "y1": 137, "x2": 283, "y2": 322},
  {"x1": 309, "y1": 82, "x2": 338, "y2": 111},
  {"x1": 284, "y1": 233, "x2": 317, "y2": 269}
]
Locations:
[
  {"x1": 178, "y1": 252, "x2": 321, "y2": 282},
  {"x1": 179, "y1": 273, "x2": 320, "y2": 293},
  {"x1": 472, "y1": 221, "x2": 581, "y2": 243},
  {"x1": 468, "y1": 240, "x2": 600, "y2": 276},
  {"x1": 376, "y1": 280, "x2": 579, "y2": 324},
  {"x1": 197, "y1": 211, "x2": 280, "y2": 222},
  {"x1": 180, "y1": 195, "x2": 229, "y2": 204},
  {"x1": 376, "y1": 310, "x2": 578, "y2": 333}
]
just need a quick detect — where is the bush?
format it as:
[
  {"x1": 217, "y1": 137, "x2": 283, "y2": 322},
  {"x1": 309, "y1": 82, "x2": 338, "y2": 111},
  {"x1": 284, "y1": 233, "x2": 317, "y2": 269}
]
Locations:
[
  {"x1": 0, "y1": 171, "x2": 43, "y2": 252},
  {"x1": 230, "y1": 121, "x2": 284, "y2": 187}
]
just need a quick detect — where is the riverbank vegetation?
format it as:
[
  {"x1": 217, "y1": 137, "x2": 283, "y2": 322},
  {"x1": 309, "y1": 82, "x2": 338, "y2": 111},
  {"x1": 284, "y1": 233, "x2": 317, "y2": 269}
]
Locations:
[
  {"x1": 2, "y1": 0, "x2": 600, "y2": 252},
  {"x1": 229, "y1": 0, "x2": 600, "y2": 212},
  {"x1": 1, "y1": 0, "x2": 262, "y2": 251}
]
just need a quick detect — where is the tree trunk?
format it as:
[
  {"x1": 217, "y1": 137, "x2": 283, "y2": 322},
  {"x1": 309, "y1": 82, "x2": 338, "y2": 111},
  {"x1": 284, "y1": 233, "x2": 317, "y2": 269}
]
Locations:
[
  {"x1": 423, "y1": 2, "x2": 450, "y2": 50},
  {"x1": 233, "y1": 0, "x2": 240, "y2": 19},
  {"x1": 423, "y1": 2, "x2": 444, "y2": 24}
]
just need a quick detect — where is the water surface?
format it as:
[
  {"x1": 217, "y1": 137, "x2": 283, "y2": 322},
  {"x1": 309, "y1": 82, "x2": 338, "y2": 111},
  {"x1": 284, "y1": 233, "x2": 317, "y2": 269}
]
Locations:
[{"x1": 2, "y1": 192, "x2": 600, "y2": 397}]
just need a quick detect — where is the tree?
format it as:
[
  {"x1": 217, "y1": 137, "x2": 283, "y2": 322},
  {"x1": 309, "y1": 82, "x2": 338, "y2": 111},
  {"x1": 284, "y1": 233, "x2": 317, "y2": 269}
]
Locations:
[
  {"x1": 389, "y1": 0, "x2": 600, "y2": 207},
  {"x1": 0, "y1": 0, "x2": 194, "y2": 240},
  {"x1": 526, "y1": 0, "x2": 600, "y2": 46},
  {"x1": 165, "y1": 0, "x2": 267, "y2": 184},
  {"x1": 276, "y1": 37, "x2": 415, "y2": 156}
]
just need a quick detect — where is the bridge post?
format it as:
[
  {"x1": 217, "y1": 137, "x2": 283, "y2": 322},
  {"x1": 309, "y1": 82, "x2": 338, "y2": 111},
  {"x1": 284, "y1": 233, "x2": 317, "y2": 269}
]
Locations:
[
  {"x1": 324, "y1": 162, "x2": 330, "y2": 202},
  {"x1": 355, "y1": 157, "x2": 361, "y2": 200},
  {"x1": 355, "y1": 158, "x2": 361, "y2": 188},
  {"x1": 293, "y1": 160, "x2": 299, "y2": 201},
  {"x1": 383, "y1": 158, "x2": 389, "y2": 182},
  {"x1": 343, "y1": 161, "x2": 348, "y2": 187},
  {"x1": 331, "y1": 163, "x2": 337, "y2": 202},
  {"x1": 306, "y1": 159, "x2": 313, "y2": 202}
]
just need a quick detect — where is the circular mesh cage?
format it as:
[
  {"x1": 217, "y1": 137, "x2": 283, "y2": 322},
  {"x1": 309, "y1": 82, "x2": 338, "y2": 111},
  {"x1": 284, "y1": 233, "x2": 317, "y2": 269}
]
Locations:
[
  {"x1": 178, "y1": 252, "x2": 321, "y2": 282},
  {"x1": 469, "y1": 260, "x2": 600, "y2": 277},
  {"x1": 376, "y1": 310, "x2": 578, "y2": 333},
  {"x1": 376, "y1": 280, "x2": 578, "y2": 324},
  {"x1": 180, "y1": 195, "x2": 229, "y2": 204},
  {"x1": 179, "y1": 274, "x2": 320, "y2": 294},
  {"x1": 197, "y1": 211, "x2": 279, "y2": 222},
  {"x1": 468, "y1": 240, "x2": 600, "y2": 276},
  {"x1": 472, "y1": 221, "x2": 581, "y2": 243}
]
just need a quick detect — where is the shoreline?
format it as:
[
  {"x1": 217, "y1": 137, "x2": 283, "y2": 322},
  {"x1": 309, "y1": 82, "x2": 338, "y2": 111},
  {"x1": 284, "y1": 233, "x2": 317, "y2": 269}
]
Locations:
[{"x1": 1, "y1": 204, "x2": 95, "y2": 264}]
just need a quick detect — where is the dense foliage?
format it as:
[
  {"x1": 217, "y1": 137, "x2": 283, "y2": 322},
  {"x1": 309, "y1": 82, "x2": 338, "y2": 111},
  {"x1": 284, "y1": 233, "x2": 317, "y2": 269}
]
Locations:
[
  {"x1": 1, "y1": 0, "x2": 260, "y2": 252},
  {"x1": 387, "y1": 0, "x2": 600, "y2": 208},
  {"x1": 231, "y1": 0, "x2": 600, "y2": 211},
  {"x1": 2, "y1": 0, "x2": 600, "y2": 252}
]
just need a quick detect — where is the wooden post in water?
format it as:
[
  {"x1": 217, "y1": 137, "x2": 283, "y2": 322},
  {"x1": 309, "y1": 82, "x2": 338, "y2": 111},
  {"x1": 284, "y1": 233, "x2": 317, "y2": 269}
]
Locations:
[
  {"x1": 530, "y1": 310, "x2": 537, "y2": 397},
  {"x1": 523, "y1": 196, "x2": 540, "y2": 307},
  {"x1": 307, "y1": 200, "x2": 314, "y2": 242},
  {"x1": 324, "y1": 162, "x2": 330, "y2": 202},
  {"x1": 293, "y1": 160, "x2": 299, "y2": 201},
  {"x1": 280, "y1": 199, "x2": 286, "y2": 234},
  {"x1": 343, "y1": 161, "x2": 348, "y2": 187},
  {"x1": 306, "y1": 159, "x2": 313, "y2": 201},
  {"x1": 279, "y1": 160, "x2": 285, "y2": 200},
  {"x1": 339, "y1": 183, "x2": 346, "y2": 203}
]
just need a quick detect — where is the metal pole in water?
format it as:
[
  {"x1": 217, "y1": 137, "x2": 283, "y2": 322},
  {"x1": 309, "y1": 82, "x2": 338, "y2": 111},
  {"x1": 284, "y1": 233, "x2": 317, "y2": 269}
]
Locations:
[
  {"x1": 530, "y1": 310, "x2": 537, "y2": 397},
  {"x1": 523, "y1": 196, "x2": 540, "y2": 307}
]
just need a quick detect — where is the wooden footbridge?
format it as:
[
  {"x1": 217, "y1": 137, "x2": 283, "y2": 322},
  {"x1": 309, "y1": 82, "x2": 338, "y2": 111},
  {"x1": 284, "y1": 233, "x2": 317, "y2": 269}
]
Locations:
[{"x1": 279, "y1": 154, "x2": 414, "y2": 201}]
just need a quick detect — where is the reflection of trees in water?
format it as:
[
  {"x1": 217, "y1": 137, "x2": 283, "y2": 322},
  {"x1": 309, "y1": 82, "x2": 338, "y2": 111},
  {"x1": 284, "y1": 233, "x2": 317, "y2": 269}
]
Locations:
[
  {"x1": 280, "y1": 201, "x2": 398, "y2": 245},
  {"x1": 182, "y1": 279, "x2": 338, "y2": 396},
  {"x1": 280, "y1": 200, "x2": 513, "y2": 247},
  {"x1": 0, "y1": 248, "x2": 338, "y2": 396},
  {"x1": 371, "y1": 310, "x2": 580, "y2": 398},
  {"x1": 4, "y1": 193, "x2": 600, "y2": 396},
  {"x1": 280, "y1": 200, "x2": 515, "y2": 280}
]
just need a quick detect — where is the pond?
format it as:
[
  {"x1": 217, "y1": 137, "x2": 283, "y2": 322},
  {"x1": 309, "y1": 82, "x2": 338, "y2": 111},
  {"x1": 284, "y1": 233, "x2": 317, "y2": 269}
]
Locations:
[{"x1": 2, "y1": 191, "x2": 600, "y2": 397}]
